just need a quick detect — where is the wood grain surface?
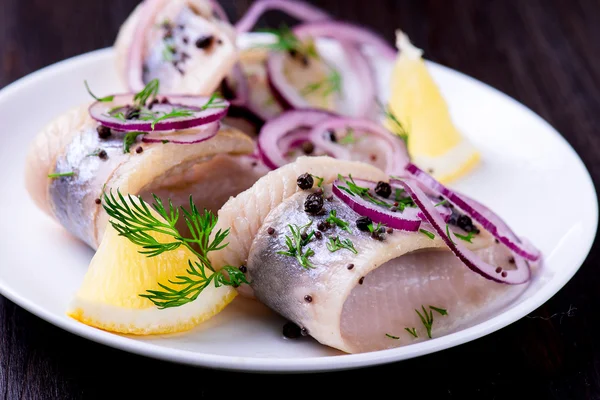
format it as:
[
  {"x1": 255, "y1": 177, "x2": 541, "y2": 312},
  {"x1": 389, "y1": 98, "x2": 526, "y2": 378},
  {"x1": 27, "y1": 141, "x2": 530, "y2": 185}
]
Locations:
[{"x1": 1, "y1": 0, "x2": 599, "y2": 398}]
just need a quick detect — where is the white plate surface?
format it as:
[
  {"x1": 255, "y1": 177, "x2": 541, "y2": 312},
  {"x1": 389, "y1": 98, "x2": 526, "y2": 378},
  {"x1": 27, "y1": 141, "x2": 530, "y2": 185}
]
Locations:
[{"x1": 0, "y1": 37, "x2": 597, "y2": 372}]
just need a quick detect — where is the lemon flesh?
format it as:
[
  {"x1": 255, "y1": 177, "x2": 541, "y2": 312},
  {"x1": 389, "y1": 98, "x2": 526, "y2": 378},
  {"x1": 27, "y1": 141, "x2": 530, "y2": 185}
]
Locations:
[
  {"x1": 68, "y1": 199, "x2": 236, "y2": 335},
  {"x1": 386, "y1": 31, "x2": 480, "y2": 183}
]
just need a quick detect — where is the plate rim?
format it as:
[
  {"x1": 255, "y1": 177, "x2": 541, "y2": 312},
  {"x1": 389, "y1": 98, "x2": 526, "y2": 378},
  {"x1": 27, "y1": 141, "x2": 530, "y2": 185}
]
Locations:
[{"x1": 0, "y1": 46, "x2": 597, "y2": 373}]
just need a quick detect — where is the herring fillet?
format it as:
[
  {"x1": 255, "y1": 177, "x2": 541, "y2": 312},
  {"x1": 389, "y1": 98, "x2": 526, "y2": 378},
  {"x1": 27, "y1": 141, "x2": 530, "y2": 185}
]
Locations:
[
  {"x1": 208, "y1": 156, "x2": 388, "y2": 275},
  {"x1": 25, "y1": 104, "x2": 256, "y2": 249},
  {"x1": 245, "y1": 186, "x2": 526, "y2": 353}
]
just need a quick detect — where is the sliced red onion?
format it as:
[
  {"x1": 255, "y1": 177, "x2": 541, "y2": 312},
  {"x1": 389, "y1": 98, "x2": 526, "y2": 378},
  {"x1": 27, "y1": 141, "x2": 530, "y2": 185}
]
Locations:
[
  {"x1": 342, "y1": 42, "x2": 375, "y2": 118},
  {"x1": 89, "y1": 94, "x2": 229, "y2": 132},
  {"x1": 266, "y1": 51, "x2": 304, "y2": 110},
  {"x1": 223, "y1": 64, "x2": 249, "y2": 108},
  {"x1": 294, "y1": 21, "x2": 397, "y2": 61},
  {"x1": 235, "y1": 0, "x2": 331, "y2": 33},
  {"x1": 142, "y1": 122, "x2": 220, "y2": 144},
  {"x1": 395, "y1": 179, "x2": 531, "y2": 284},
  {"x1": 127, "y1": 0, "x2": 167, "y2": 92},
  {"x1": 405, "y1": 163, "x2": 541, "y2": 261},
  {"x1": 209, "y1": 0, "x2": 229, "y2": 22},
  {"x1": 257, "y1": 109, "x2": 336, "y2": 169},
  {"x1": 308, "y1": 117, "x2": 409, "y2": 175},
  {"x1": 277, "y1": 128, "x2": 311, "y2": 152},
  {"x1": 332, "y1": 178, "x2": 421, "y2": 232}
]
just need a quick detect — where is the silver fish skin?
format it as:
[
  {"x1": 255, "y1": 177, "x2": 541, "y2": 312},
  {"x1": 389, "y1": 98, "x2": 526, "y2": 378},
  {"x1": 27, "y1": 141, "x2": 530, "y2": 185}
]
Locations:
[
  {"x1": 247, "y1": 185, "x2": 527, "y2": 353},
  {"x1": 26, "y1": 104, "x2": 259, "y2": 249}
]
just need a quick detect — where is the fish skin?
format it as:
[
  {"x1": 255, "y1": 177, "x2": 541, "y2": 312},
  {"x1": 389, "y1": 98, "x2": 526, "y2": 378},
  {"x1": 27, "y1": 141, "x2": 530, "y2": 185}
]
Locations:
[
  {"x1": 246, "y1": 185, "x2": 523, "y2": 353},
  {"x1": 114, "y1": 0, "x2": 237, "y2": 95},
  {"x1": 26, "y1": 104, "x2": 256, "y2": 249},
  {"x1": 208, "y1": 157, "x2": 388, "y2": 279}
]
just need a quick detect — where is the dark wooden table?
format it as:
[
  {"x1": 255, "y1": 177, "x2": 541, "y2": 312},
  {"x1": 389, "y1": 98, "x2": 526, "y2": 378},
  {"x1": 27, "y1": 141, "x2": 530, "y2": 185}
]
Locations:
[{"x1": 1, "y1": 0, "x2": 599, "y2": 398}]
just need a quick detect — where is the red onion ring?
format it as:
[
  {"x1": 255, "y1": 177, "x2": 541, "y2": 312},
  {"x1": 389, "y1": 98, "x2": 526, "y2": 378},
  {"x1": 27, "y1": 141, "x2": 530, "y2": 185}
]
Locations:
[
  {"x1": 395, "y1": 179, "x2": 531, "y2": 284},
  {"x1": 308, "y1": 117, "x2": 409, "y2": 175},
  {"x1": 127, "y1": 0, "x2": 167, "y2": 93},
  {"x1": 277, "y1": 128, "x2": 311, "y2": 152},
  {"x1": 342, "y1": 42, "x2": 376, "y2": 118},
  {"x1": 89, "y1": 94, "x2": 229, "y2": 132},
  {"x1": 142, "y1": 121, "x2": 220, "y2": 144},
  {"x1": 332, "y1": 178, "x2": 419, "y2": 232},
  {"x1": 223, "y1": 64, "x2": 249, "y2": 108},
  {"x1": 293, "y1": 21, "x2": 397, "y2": 61},
  {"x1": 236, "y1": 0, "x2": 331, "y2": 33},
  {"x1": 257, "y1": 109, "x2": 336, "y2": 169},
  {"x1": 405, "y1": 163, "x2": 541, "y2": 261}
]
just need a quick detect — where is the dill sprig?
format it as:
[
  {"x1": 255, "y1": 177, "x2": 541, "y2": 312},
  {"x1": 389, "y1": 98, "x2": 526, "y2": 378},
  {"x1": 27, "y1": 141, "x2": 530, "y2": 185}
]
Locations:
[
  {"x1": 453, "y1": 230, "x2": 476, "y2": 243},
  {"x1": 133, "y1": 79, "x2": 160, "y2": 108},
  {"x1": 337, "y1": 174, "x2": 392, "y2": 209},
  {"x1": 48, "y1": 172, "x2": 75, "y2": 179},
  {"x1": 368, "y1": 222, "x2": 385, "y2": 233},
  {"x1": 84, "y1": 80, "x2": 114, "y2": 102},
  {"x1": 138, "y1": 108, "x2": 195, "y2": 130},
  {"x1": 339, "y1": 128, "x2": 358, "y2": 145},
  {"x1": 434, "y1": 199, "x2": 448, "y2": 207},
  {"x1": 385, "y1": 333, "x2": 400, "y2": 340},
  {"x1": 201, "y1": 92, "x2": 227, "y2": 110},
  {"x1": 123, "y1": 131, "x2": 145, "y2": 153},
  {"x1": 379, "y1": 101, "x2": 409, "y2": 144},
  {"x1": 258, "y1": 24, "x2": 319, "y2": 59},
  {"x1": 277, "y1": 221, "x2": 316, "y2": 269},
  {"x1": 162, "y1": 42, "x2": 176, "y2": 62},
  {"x1": 311, "y1": 174, "x2": 324, "y2": 188},
  {"x1": 301, "y1": 68, "x2": 342, "y2": 97},
  {"x1": 405, "y1": 327, "x2": 418, "y2": 338},
  {"x1": 415, "y1": 305, "x2": 448, "y2": 339},
  {"x1": 102, "y1": 190, "x2": 247, "y2": 308},
  {"x1": 326, "y1": 236, "x2": 357, "y2": 254},
  {"x1": 325, "y1": 210, "x2": 351, "y2": 233},
  {"x1": 419, "y1": 228, "x2": 435, "y2": 240}
]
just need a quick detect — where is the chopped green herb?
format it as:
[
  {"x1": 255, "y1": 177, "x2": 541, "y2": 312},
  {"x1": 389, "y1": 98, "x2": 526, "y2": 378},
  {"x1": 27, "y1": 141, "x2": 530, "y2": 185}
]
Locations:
[
  {"x1": 301, "y1": 68, "x2": 342, "y2": 97},
  {"x1": 162, "y1": 42, "x2": 176, "y2": 62},
  {"x1": 385, "y1": 333, "x2": 400, "y2": 340},
  {"x1": 86, "y1": 149, "x2": 103, "y2": 157},
  {"x1": 415, "y1": 305, "x2": 434, "y2": 339},
  {"x1": 257, "y1": 24, "x2": 319, "y2": 59},
  {"x1": 419, "y1": 229, "x2": 435, "y2": 240},
  {"x1": 380, "y1": 101, "x2": 409, "y2": 144},
  {"x1": 405, "y1": 327, "x2": 418, "y2": 338},
  {"x1": 133, "y1": 79, "x2": 160, "y2": 108},
  {"x1": 84, "y1": 80, "x2": 114, "y2": 102},
  {"x1": 446, "y1": 224, "x2": 456, "y2": 245},
  {"x1": 453, "y1": 230, "x2": 476, "y2": 243},
  {"x1": 201, "y1": 92, "x2": 227, "y2": 110},
  {"x1": 277, "y1": 221, "x2": 316, "y2": 269},
  {"x1": 48, "y1": 172, "x2": 75, "y2": 179},
  {"x1": 143, "y1": 108, "x2": 194, "y2": 130},
  {"x1": 368, "y1": 222, "x2": 385, "y2": 233},
  {"x1": 430, "y1": 306, "x2": 448, "y2": 316},
  {"x1": 434, "y1": 199, "x2": 448, "y2": 207},
  {"x1": 395, "y1": 188, "x2": 405, "y2": 202},
  {"x1": 102, "y1": 190, "x2": 249, "y2": 308},
  {"x1": 123, "y1": 131, "x2": 146, "y2": 153},
  {"x1": 338, "y1": 128, "x2": 358, "y2": 145},
  {"x1": 326, "y1": 236, "x2": 357, "y2": 254},
  {"x1": 325, "y1": 210, "x2": 351, "y2": 233},
  {"x1": 161, "y1": 140, "x2": 170, "y2": 144},
  {"x1": 311, "y1": 174, "x2": 324, "y2": 188},
  {"x1": 337, "y1": 174, "x2": 392, "y2": 208}
]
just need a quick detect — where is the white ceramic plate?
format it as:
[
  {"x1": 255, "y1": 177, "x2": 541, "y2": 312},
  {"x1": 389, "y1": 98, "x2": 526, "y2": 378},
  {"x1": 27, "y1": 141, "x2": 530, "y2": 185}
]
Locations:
[{"x1": 0, "y1": 34, "x2": 597, "y2": 372}]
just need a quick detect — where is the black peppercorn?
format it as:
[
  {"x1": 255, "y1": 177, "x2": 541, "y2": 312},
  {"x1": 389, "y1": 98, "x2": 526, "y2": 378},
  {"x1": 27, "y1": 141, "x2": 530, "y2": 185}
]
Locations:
[
  {"x1": 135, "y1": 146, "x2": 143, "y2": 154},
  {"x1": 195, "y1": 35, "x2": 214, "y2": 49},
  {"x1": 97, "y1": 125, "x2": 111, "y2": 139},
  {"x1": 282, "y1": 322, "x2": 302, "y2": 339},
  {"x1": 297, "y1": 173, "x2": 314, "y2": 190},
  {"x1": 239, "y1": 265, "x2": 248, "y2": 273},
  {"x1": 327, "y1": 130, "x2": 337, "y2": 142},
  {"x1": 457, "y1": 214, "x2": 479, "y2": 233},
  {"x1": 98, "y1": 150, "x2": 108, "y2": 160},
  {"x1": 267, "y1": 227, "x2": 275, "y2": 235},
  {"x1": 358, "y1": 277, "x2": 364, "y2": 285},
  {"x1": 304, "y1": 295, "x2": 313, "y2": 303},
  {"x1": 356, "y1": 216, "x2": 373, "y2": 232},
  {"x1": 315, "y1": 231, "x2": 323, "y2": 239},
  {"x1": 304, "y1": 192, "x2": 324, "y2": 214},
  {"x1": 317, "y1": 221, "x2": 330, "y2": 232},
  {"x1": 301, "y1": 141, "x2": 315, "y2": 154},
  {"x1": 300, "y1": 327, "x2": 309, "y2": 336},
  {"x1": 94, "y1": 198, "x2": 101, "y2": 205},
  {"x1": 374, "y1": 181, "x2": 392, "y2": 198},
  {"x1": 347, "y1": 263, "x2": 354, "y2": 270}
]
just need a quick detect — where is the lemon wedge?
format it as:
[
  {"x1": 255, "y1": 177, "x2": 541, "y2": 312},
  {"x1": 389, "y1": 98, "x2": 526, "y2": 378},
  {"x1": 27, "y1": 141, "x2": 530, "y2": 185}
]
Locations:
[
  {"x1": 67, "y1": 198, "x2": 236, "y2": 335},
  {"x1": 386, "y1": 30, "x2": 480, "y2": 183}
]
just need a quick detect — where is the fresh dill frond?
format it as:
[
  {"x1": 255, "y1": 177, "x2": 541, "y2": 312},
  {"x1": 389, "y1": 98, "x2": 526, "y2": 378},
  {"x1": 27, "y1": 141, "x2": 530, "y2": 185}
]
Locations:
[
  {"x1": 337, "y1": 174, "x2": 392, "y2": 208},
  {"x1": 162, "y1": 42, "x2": 176, "y2": 62},
  {"x1": 139, "y1": 108, "x2": 194, "y2": 130},
  {"x1": 48, "y1": 172, "x2": 75, "y2": 179},
  {"x1": 257, "y1": 24, "x2": 319, "y2": 59},
  {"x1": 419, "y1": 229, "x2": 435, "y2": 240},
  {"x1": 415, "y1": 305, "x2": 434, "y2": 339},
  {"x1": 339, "y1": 128, "x2": 358, "y2": 145},
  {"x1": 445, "y1": 224, "x2": 456, "y2": 245},
  {"x1": 277, "y1": 220, "x2": 316, "y2": 269},
  {"x1": 404, "y1": 327, "x2": 418, "y2": 338},
  {"x1": 379, "y1": 101, "x2": 409, "y2": 144},
  {"x1": 201, "y1": 92, "x2": 227, "y2": 110},
  {"x1": 133, "y1": 79, "x2": 160, "y2": 108},
  {"x1": 102, "y1": 190, "x2": 246, "y2": 308},
  {"x1": 453, "y1": 230, "x2": 476, "y2": 243},
  {"x1": 325, "y1": 210, "x2": 351, "y2": 233},
  {"x1": 430, "y1": 306, "x2": 448, "y2": 316},
  {"x1": 368, "y1": 222, "x2": 385, "y2": 233},
  {"x1": 326, "y1": 236, "x2": 357, "y2": 254},
  {"x1": 434, "y1": 199, "x2": 448, "y2": 207},
  {"x1": 311, "y1": 174, "x2": 324, "y2": 188},
  {"x1": 84, "y1": 80, "x2": 114, "y2": 102},
  {"x1": 385, "y1": 333, "x2": 400, "y2": 340},
  {"x1": 86, "y1": 149, "x2": 103, "y2": 157},
  {"x1": 123, "y1": 131, "x2": 145, "y2": 153},
  {"x1": 301, "y1": 68, "x2": 342, "y2": 97}
]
